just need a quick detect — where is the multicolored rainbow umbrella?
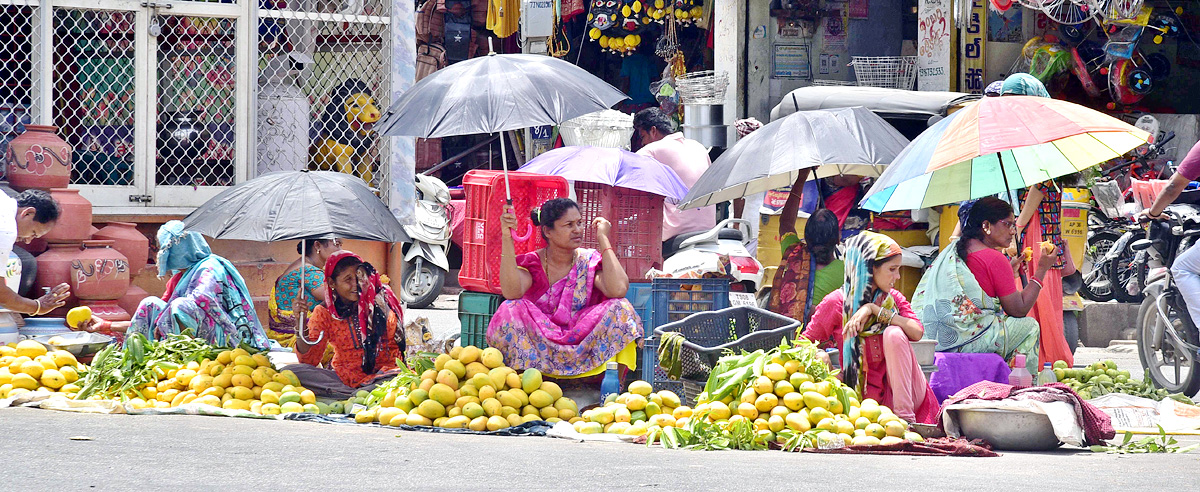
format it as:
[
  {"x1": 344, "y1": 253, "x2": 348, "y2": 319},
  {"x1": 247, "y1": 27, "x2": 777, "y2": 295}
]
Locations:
[{"x1": 862, "y1": 96, "x2": 1150, "y2": 212}]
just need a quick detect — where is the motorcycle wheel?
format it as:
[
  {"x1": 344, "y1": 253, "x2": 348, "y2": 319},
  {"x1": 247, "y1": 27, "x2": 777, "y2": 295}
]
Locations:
[
  {"x1": 400, "y1": 260, "x2": 446, "y2": 309},
  {"x1": 1108, "y1": 236, "x2": 1147, "y2": 303},
  {"x1": 1081, "y1": 230, "x2": 1119, "y2": 302},
  {"x1": 1137, "y1": 286, "x2": 1200, "y2": 396}
]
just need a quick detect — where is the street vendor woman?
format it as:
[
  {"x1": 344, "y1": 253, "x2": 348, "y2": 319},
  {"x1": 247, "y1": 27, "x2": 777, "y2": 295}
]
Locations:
[
  {"x1": 801, "y1": 231, "x2": 939, "y2": 423},
  {"x1": 286, "y1": 250, "x2": 404, "y2": 396},
  {"x1": 267, "y1": 236, "x2": 341, "y2": 365},
  {"x1": 75, "y1": 221, "x2": 269, "y2": 350},
  {"x1": 486, "y1": 198, "x2": 643, "y2": 378},
  {"x1": 913, "y1": 197, "x2": 1049, "y2": 375}
]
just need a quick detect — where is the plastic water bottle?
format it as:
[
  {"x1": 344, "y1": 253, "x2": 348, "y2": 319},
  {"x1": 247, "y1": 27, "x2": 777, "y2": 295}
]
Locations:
[
  {"x1": 600, "y1": 361, "x2": 620, "y2": 403},
  {"x1": 1037, "y1": 362, "x2": 1058, "y2": 386},
  {"x1": 1009, "y1": 354, "x2": 1033, "y2": 388}
]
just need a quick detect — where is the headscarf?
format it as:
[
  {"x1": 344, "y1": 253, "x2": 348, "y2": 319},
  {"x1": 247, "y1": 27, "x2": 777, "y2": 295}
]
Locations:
[
  {"x1": 840, "y1": 231, "x2": 903, "y2": 395},
  {"x1": 155, "y1": 220, "x2": 212, "y2": 278},
  {"x1": 984, "y1": 80, "x2": 1004, "y2": 97},
  {"x1": 323, "y1": 250, "x2": 404, "y2": 375},
  {"x1": 957, "y1": 199, "x2": 979, "y2": 225},
  {"x1": 1000, "y1": 73, "x2": 1051, "y2": 98}
]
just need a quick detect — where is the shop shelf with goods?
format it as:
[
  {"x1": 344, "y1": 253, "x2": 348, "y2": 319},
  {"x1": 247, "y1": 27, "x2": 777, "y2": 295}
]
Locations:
[
  {"x1": 573, "y1": 182, "x2": 665, "y2": 280},
  {"x1": 458, "y1": 170, "x2": 568, "y2": 294},
  {"x1": 458, "y1": 290, "x2": 503, "y2": 349}
]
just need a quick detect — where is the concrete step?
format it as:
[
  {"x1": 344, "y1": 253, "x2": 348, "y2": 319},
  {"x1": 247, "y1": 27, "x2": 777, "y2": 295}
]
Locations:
[{"x1": 1078, "y1": 301, "x2": 1141, "y2": 348}]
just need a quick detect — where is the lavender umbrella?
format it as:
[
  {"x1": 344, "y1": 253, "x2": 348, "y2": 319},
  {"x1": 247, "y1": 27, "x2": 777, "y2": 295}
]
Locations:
[{"x1": 518, "y1": 146, "x2": 689, "y2": 200}]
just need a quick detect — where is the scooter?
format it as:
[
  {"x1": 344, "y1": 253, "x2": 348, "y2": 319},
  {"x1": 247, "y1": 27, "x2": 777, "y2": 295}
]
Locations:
[
  {"x1": 662, "y1": 218, "x2": 764, "y2": 294},
  {"x1": 399, "y1": 173, "x2": 452, "y2": 309},
  {"x1": 1134, "y1": 204, "x2": 1200, "y2": 396}
]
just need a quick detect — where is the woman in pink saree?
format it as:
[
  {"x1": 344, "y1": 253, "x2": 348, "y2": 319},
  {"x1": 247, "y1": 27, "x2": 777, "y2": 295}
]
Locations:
[{"x1": 487, "y1": 198, "x2": 643, "y2": 377}]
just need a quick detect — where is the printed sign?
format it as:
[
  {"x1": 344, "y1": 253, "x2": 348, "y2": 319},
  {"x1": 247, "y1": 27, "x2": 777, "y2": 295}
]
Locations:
[
  {"x1": 773, "y1": 44, "x2": 812, "y2": 79},
  {"x1": 917, "y1": 0, "x2": 951, "y2": 91},
  {"x1": 959, "y1": 0, "x2": 987, "y2": 94}
]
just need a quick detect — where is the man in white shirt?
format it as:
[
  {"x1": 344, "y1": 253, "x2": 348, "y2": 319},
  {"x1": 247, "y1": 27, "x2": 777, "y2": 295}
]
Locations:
[
  {"x1": 0, "y1": 190, "x2": 69, "y2": 315},
  {"x1": 633, "y1": 108, "x2": 717, "y2": 252}
]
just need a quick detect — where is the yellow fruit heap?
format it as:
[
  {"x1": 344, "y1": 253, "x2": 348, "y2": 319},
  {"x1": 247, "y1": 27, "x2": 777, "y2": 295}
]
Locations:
[
  {"x1": 117, "y1": 348, "x2": 325, "y2": 416},
  {"x1": 571, "y1": 380, "x2": 687, "y2": 436},
  {"x1": 649, "y1": 339, "x2": 927, "y2": 450},
  {"x1": 0, "y1": 340, "x2": 84, "y2": 399},
  {"x1": 354, "y1": 345, "x2": 580, "y2": 430}
]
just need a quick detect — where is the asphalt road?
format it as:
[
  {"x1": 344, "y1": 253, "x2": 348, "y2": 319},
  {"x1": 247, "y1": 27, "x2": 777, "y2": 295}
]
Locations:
[{"x1": 2, "y1": 406, "x2": 1198, "y2": 491}]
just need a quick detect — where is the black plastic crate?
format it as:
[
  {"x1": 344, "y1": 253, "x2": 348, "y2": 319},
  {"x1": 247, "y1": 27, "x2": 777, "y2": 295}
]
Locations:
[
  {"x1": 641, "y1": 335, "x2": 706, "y2": 407},
  {"x1": 653, "y1": 306, "x2": 801, "y2": 379}
]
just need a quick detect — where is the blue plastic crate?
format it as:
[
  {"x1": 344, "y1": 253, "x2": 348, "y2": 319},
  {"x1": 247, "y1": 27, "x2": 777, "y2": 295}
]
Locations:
[
  {"x1": 458, "y1": 291, "x2": 503, "y2": 349},
  {"x1": 626, "y1": 281, "x2": 652, "y2": 331},
  {"x1": 649, "y1": 277, "x2": 731, "y2": 331}
]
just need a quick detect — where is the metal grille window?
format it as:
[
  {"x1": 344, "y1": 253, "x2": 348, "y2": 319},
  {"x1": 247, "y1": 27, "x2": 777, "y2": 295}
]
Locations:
[
  {"x1": 155, "y1": 15, "x2": 237, "y2": 187},
  {"x1": 256, "y1": 0, "x2": 391, "y2": 190},
  {"x1": 54, "y1": 8, "x2": 136, "y2": 187},
  {"x1": 0, "y1": 3, "x2": 40, "y2": 180}
]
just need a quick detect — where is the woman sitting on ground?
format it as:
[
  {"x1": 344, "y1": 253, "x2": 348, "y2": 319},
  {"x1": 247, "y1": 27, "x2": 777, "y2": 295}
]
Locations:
[
  {"x1": 913, "y1": 197, "x2": 1051, "y2": 375},
  {"x1": 767, "y1": 174, "x2": 843, "y2": 323},
  {"x1": 487, "y1": 198, "x2": 643, "y2": 377},
  {"x1": 75, "y1": 221, "x2": 269, "y2": 350},
  {"x1": 289, "y1": 251, "x2": 405, "y2": 396},
  {"x1": 801, "y1": 231, "x2": 939, "y2": 423},
  {"x1": 267, "y1": 237, "x2": 340, "y2": 364}
]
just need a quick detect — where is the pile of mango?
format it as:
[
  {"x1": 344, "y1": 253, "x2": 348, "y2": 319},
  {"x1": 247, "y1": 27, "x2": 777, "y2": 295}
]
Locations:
[{"x1": 0, "y1": 340, "x2": 84, "y2": 399}]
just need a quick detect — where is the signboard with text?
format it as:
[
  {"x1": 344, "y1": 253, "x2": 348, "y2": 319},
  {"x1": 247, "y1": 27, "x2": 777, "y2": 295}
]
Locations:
[
  {"x1": 959, "y1": 0, "x2": 987, "y2": 94},
  {"x1": 917, "y1": 0, "x2": 951, "y2": 91}
]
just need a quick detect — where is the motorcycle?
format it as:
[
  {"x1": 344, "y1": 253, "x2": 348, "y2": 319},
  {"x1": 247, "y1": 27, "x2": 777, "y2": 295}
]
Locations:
[
  {"x1": 1134, "y1": 204, "x2": 1200, "y2": 396},
  {"x1": 399, "y1": 173, "x2": 452, "y2": 309},
  {"x1": 662, "y1": 218, "x2": 764, "y2": 295}
]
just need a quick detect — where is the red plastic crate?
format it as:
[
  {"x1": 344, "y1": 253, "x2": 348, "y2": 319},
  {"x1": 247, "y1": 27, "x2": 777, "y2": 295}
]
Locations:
[
  {"x1": 574, "y1": 182, "x2": 664, "y2": 279},
  {"x1": 459, "y1": 170, "x2": 569, "y2": 294}
]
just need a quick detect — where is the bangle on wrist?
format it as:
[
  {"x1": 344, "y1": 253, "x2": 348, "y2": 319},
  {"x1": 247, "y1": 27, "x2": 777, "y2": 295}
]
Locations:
[
  {"x1": 32, "y1": 299, "x2": 41, "y2": 316},
  {"x1": 1030, "y1": 277, "x2": 1043, "y2": 289}
]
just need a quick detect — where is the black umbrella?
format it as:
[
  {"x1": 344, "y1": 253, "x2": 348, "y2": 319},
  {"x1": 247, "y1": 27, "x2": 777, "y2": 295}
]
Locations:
[
  {"x1": 182, "y1": 170, "x2": 408, "y2": 345},
  {"x1": 377, "y1": 45, "x2": 627, "y2": 204},
  {"x1": 182, "y1": 170, "x2": 408, "y2": 243}
]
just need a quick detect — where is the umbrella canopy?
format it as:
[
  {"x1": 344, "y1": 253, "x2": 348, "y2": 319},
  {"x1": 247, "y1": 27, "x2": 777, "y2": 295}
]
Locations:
[
  {"x1": 861, "y1": 95, "x2": 1150, "y2": 212},
  {"x1": 377, "y1": 52, "x2": 628, "y2": 138},
  {"x1": 182, "y1": 170, "x2": 409, "y2": 243},
  {"x1": 517, "y1": 146, "x2": 689, "y2": 199},
  {"x1": 678, "y1": 106, "x2": 910, "y2": 210}
]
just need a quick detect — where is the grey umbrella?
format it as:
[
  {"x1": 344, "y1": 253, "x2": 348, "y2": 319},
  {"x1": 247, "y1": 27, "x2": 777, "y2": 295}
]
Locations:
[
  {"x1": 678, "y1": 106, "x2": 911, "y2": 210},
  {"x1": 182, "y1": 170, "x2": 408, "y2": 344},
  {"x1": 182, "y1": 170, "x2": 408, "y2": 243},
  {"x1": 377, "y1": 45, "x2": 627, "y2": 202}
]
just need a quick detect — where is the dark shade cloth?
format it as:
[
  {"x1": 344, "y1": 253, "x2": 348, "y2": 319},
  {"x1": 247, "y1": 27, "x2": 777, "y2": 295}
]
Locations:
[
  {"x1": 283, "y1": 413, "x2": 552, "y2": 436},
  {"x1": 930, "y1": 352, "x2": 1012, "y2": 403},
  {"x1": 937, "y1": 380, "x2": 1116, "y2": 446},
  {"x1": 796, "y1": 437, "x2": 999, "y2": 457}
]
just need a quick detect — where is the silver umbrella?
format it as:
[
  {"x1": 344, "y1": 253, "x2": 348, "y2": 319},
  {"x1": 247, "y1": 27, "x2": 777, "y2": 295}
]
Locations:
[
  {"x1": 378, "y1": 42, "x2": 627, "y2": 203},
  {"x1": 678, "y1": 106, "x2": 910, "y2": 210}
]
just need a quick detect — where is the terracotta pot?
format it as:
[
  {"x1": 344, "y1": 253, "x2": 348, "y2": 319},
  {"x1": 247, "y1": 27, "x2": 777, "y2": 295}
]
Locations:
[
  {"x1": 71, "y1": 240, "x2": 130, "y2": 301},
  {"x1": 80, "y1": 299, "x2": 131, "y2": 322},
  {"x1": 93, "y1": 222, "x2": 149, "y2": 275},
  {"x1": 23, "y1": 237, "x2": 46, "y2": 255},
  {"x1": 116, "y1": 284, "x2": 150, "y2": 317},
  {"x1": 34, "y1": 242, "x2": 82, "y2": 317},
  {"x1": 6, "y1": 125, "x2": 72, "y2": 191},
  {"x1": 41, "y1": 188, "x2": 92, "y2": 244}
]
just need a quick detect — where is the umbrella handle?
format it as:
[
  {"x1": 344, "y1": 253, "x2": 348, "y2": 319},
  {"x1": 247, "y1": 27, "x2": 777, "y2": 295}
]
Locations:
[{"x1": 511, "y1": 222, "x2": 534, "y2": 243}]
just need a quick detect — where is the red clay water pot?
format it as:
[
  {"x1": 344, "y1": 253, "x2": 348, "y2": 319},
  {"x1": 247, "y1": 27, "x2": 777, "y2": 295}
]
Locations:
[
  {"x1": 34, "y1": 242, "x2": 81, "y2": 316},
  {"x1": 93, "y1": 222, "x2": 149, "y2": 275},
  {"x1": 116, "y1": 284, "x2": 150, "y2": 316},
  {"x1": 71, "y1": 240, "x2": 130, "y2": 301},
  {"x1": 80, "y1": 299, "x2": 131, "y2": 322},
  {"x1": 23, "y1": 237, "x2": 46, "y2": 255},
  {"x1": 6, "y1": 125, "x2": 71, "y2": 191},
  {"x1": 42, "y1": 188, "x2": 92, "y2": 244}
]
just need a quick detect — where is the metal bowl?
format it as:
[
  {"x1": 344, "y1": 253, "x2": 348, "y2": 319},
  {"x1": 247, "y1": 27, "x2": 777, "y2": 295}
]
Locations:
[
  {"x1": 33, "y1": 331, "x2": 115, "y2": 357},
  {"x1": 953, "y1": 407, "x2": 1062, "y2": 451},
  {"x1": 910, "y1": 339, "x2": 936, "y2": 366}
]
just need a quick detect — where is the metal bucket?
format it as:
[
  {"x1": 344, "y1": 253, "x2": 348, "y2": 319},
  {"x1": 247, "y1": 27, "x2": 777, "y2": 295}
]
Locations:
[
  {"x1": 682, "y1": 125, "x2": 727, "y2": 148},
  {"x1": 682, "y1": 104, "x2": 723, "y2": 126}
]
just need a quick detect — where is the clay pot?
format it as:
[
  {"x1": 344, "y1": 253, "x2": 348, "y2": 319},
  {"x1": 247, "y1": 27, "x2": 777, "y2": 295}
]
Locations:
[
  {"x1": 41, "y1": 188, "x2": 92, "y2": 244},
  {"x1": 93, "y1": 222, "x2": 149, "y2": 275},
  {"x1": 23, "y1": 237, "x2": 47, "y2": 255},
  {"x1": 80, "y1": 299, "x2": 131, "y2": 322},
  {"x1": 6, "y1": 125, "x2": 72, "y2": 191},
  {"x1": 71, "y1": 240, "x2": 130, "y2": 301},
  {"x1": 34, "y1": 242, "x2": 82, "y2": 317},
  {"x1": 116, "y1": 284, "x2": 151, "y2": 317}
]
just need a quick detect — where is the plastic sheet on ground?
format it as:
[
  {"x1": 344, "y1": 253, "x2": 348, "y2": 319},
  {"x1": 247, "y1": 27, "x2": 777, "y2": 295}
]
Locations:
[
  {"x1": 545, "y1": 421, "x2": 637, "y2": 443},
  {"x1": 282, "y1": 413, "x2": 553, "y2": 436},
  {"x1": 1088, "y1": 393, "x2": 1200, "y2": 433},
  {"x1": 942, "y1": 400, "x2": 1086, "y2": 447}
]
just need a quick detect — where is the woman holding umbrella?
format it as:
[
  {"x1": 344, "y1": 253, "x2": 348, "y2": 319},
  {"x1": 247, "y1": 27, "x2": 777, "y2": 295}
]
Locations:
[
  {"x1": 74, "y1": 221, "x2": 269, "y2": 350},
  {"x1": 767, "y1": 170, "x2": 844, "y2": 323},
  {"x1": 288, "y1": 250, "x2": 405, "y2": 396},
  {"x1": 487, "y1": 198, "x2": 643, "y2": 378}
]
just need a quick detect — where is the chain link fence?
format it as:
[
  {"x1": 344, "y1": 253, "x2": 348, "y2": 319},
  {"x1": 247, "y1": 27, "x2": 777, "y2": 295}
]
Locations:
[{"x1": 0, "y1": 2, "x2": 39, "y2": 181}]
